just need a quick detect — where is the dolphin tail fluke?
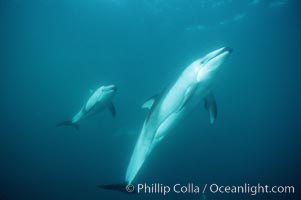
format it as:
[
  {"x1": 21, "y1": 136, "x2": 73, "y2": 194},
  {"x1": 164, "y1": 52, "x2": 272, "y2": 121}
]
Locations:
[
  {"x1": 97, "y1": 182, "x2": 136, "y2": 194},
  {"x1": 56, "y1": 121, "x2": 79, "y2": 131}
]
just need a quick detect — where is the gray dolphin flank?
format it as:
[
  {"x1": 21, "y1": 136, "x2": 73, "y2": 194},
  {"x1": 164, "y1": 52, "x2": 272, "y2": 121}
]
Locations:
[
  {"x1": 57, "y1": 84, "x2": 117, "y2": 130},
  {"x1": 97, "y1": 47, "x2": 232, "y2": 193}
]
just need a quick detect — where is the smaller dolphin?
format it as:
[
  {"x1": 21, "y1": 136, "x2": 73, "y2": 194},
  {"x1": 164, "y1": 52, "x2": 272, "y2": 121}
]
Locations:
[{"x1": 57, "y1": 85, "x2": 117, "y2": 130}]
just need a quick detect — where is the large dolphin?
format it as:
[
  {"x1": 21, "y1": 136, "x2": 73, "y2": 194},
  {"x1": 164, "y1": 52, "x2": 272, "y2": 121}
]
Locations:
[
  {"x1": 57, "y1": 84, "x2": 117, "y2": 130},
  {"x1": 97, "y1": 47, "x2": 232, "y2": 192}
]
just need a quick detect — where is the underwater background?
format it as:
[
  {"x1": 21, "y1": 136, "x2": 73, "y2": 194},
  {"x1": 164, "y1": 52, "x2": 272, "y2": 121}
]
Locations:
[{"x1": 1, "y1": 0, "x2": 300, "y2": 199}]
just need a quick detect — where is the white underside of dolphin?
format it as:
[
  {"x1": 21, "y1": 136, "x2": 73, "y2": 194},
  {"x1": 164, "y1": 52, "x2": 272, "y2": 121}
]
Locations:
[
  {"x1": 57, "y1": 85, "x2": 117, "y2": 130},
  {"x1": 97, "y1": 47, "x2": 232, "y2": 193}
]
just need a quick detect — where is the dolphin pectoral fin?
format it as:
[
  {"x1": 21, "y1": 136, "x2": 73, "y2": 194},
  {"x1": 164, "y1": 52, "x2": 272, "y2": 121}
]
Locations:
[
  {"x1": 141, "y1": 95, "x2": 158, "y2": 109},
  {"x1": 108, "y1": 102, "x2": 116, "y2": 117},
  {"x1": 56, "y1": 121, "x2": 80, "y2": 131},
  {"x1": 204, "y1": 92, "x2": 217, "y2": 124},
  {"x1": 97, "y1": 182, "x2": 136, "y2": 194}
]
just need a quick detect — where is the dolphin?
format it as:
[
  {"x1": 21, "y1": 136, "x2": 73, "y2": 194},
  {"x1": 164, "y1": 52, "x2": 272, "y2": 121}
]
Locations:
[
  {"x1": 57, "y1": 84, "x2": 117, "y2": 130},
  {"x1": 97, "y1": 47, "x2": 232, "y2": 192}
]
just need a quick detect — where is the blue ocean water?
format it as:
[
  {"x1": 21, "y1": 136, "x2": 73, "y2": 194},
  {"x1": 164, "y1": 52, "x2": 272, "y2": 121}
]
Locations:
[{"x1": 1, "y1": 0, "x2": 300, "y2": 199}]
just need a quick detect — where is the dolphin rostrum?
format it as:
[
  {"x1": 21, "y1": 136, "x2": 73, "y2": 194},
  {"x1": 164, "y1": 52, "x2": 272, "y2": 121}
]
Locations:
[
  {"x1": 97, "y1": 47, "x2": 232, "y2": 192},
  {"x1": 57, "y1": 85, "x2": 117, "y2": 130}
]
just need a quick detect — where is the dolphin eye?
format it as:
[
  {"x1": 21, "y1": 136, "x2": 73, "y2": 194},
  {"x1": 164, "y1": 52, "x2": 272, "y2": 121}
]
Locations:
[{"x1": 200, "y1": 59, "x2": 206, "y2": 64}]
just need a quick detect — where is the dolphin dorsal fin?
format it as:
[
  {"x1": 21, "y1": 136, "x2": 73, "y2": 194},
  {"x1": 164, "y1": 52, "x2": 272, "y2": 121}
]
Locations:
[
  {"x1": 204, "y1": 92, "x2": 217, "y2": 124},
  {"x1": 141, "y1": 95, "x2": 158, "y2": 110}
]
